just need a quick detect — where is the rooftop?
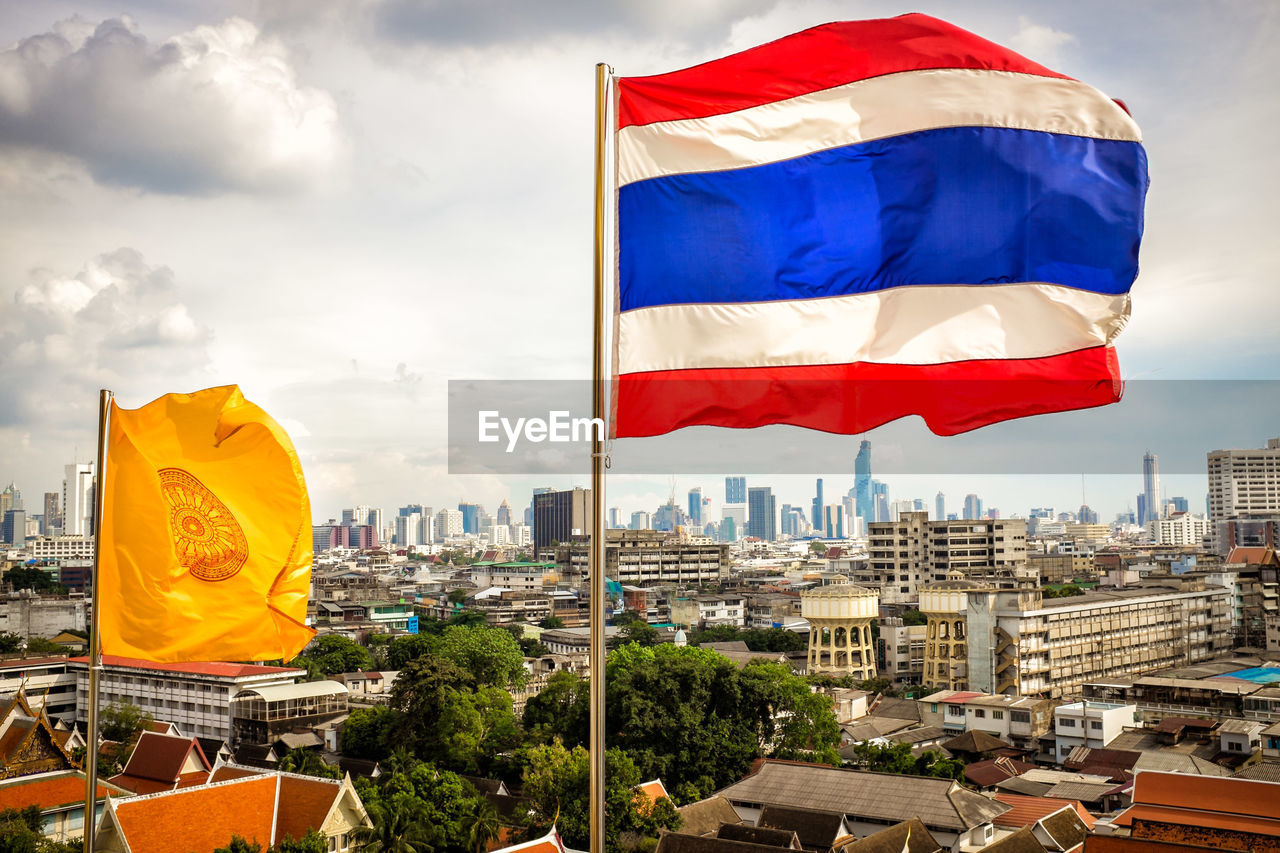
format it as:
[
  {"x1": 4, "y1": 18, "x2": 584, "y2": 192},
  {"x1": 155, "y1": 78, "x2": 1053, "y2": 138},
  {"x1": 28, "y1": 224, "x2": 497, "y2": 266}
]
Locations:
[{"x1": 69, "y1": 655, "x2": 304, "y2": 679}]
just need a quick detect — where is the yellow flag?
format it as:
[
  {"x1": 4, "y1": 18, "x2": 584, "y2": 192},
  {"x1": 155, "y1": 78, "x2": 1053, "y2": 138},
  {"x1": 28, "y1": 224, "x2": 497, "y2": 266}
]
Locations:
[{"x1": 99, "y1": 385, "x2": 315, "y2": 662}]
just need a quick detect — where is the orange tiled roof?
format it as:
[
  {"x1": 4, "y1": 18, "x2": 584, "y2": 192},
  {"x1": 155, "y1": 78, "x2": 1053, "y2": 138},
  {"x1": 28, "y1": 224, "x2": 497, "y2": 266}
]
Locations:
[
  {"x1": 1113, "y1": 803, "x2": 1280, "y2": 837},
  {"x1": 69, "y1": 656, "x2": 304, "y2": 678},
  {"x1": 1132, "y1": 771, "x2": 1280, "y2": 820},
  {"x1": 0, "y1": 772, "x2": 118, "y2": 811},
  {"x1": 274, "y1": 775, "x2": 343, "y2": 844},
  {"x1": 112, "y1": 776, "x2": 278, "y2": 853},
  {"x1": 118, "y1": 732, "x2": 210, "y2": 783},
  {"x1": 208, "y1": 765, "x2": 262, "y2": 783},
  {"x1": 993, "y1": 793, "x2": 1097, "y2": 830},
  {"x1": 636, "y1": 780, "x2": 669, "y2": 804}
]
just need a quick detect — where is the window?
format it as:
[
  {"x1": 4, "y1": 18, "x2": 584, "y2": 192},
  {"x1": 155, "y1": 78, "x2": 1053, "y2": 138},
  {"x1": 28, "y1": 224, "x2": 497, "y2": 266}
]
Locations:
[
  {"x1": 1011, "y1": 711, "x2": 1031, "y2": 723},
  {"x1": 1090, "y1": 721, "x2": 1103, "y2": 730},
  {"x1": 1229, "y1": 741, "x2": 1243, "y2": 752},
  {"x1": 1060, "y1": 718, "x2": 1077, "y2": 727},
  {"x1": 930, "y1": 704, "x2": 938, "y2": 713},
  {"x1": 974, "y1": 709, "x2": 986, "y2": 718},
  {"x1": 992, "y1": 711, "x2": 1004, "y2": 720},
  {"x1": 948, "y1": 706, "x2": 965, "y2": 717}
]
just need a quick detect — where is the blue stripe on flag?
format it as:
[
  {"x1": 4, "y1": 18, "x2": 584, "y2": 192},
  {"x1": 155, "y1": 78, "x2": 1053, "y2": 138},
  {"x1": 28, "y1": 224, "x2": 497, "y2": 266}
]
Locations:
[{"x1": 618, "y1": 126, "x2": 1147, "y2": 312}]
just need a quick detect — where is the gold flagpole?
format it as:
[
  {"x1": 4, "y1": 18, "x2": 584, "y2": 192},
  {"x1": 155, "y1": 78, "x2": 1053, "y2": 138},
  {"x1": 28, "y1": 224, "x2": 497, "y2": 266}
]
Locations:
[
  {"x1": 588, "y1": 61, "x2": 610, "y2": 853},
  {"x1": 84, "y1": 389, "x2": 112, "y2": 853}
]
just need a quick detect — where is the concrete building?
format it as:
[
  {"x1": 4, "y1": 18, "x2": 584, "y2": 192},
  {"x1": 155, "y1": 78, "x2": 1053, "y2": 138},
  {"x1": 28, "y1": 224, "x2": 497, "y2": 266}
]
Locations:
[
  {"x1": 1050, "y1": 700, "x2": 1139, "y2": 762},
  {"x1": 959, "y1": 579, "x2": 1232, "y2": 700},
  {"x1": 550, "y1": 529, "x2": 729, "y2": 586},
  {"x1": 1028, "y1": 552, "x2": 1094, "y2": 585},
  {"x1": 28, "y1": 536, "x2": 94, "y2": 561},
  {"x1": 468, "y1": 561, "x2": 558, "y2": 592},
  {"x1": 670, "y1": 593, "x2": 745, "y2": 631},
  {"x1": 0, "y1": 656, "x2": 78, "y2": 722},
  {"x1": 877, "y1": 617, "x2": 927, "y2": 684},
  {"x1": 919, "y1": 690, "x2": 1054, "y2": 751},
  {"x1": 747, "y1": 487, "x2": 776, "y2": 541},
  {"x1": 62, "y1": 462, "x2": 94, "y2": 536},
  {"x1": 0, "y1": 593, "x2": 88, "y2": 639},
  {"x1": 533, "y1": 488, "x2": 590, "y2": 555},
  {"x1": 71, "y1": 656, "x2": 309, "y2": 742},
  {"x1": 1149, "y1": 512, "x2": 1212, "y2": 546},
  {"x1": 843, "y1": 512, "x2": 1027, "y2": 607},
  {"x1": 1208, "y1": 437, "x2": 1280, "y2": 553},
  {"x1": 919, "y1": 575, "x2": 991, "y2": 691},
  {"x1": 801, "y1": 583, "x2": 879, "y2": 680}
]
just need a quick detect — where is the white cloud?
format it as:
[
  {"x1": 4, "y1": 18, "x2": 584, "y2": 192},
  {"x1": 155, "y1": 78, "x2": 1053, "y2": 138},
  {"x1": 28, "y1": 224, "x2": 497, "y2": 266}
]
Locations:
[
  {"x1": 0, "y1": 248, "x2": 213, "y2": 433},
  {"x1": 1008, "y1": 15, "x2": 1077, "y2": 66},
  {"x1": 0, "y1": 16, "x2": 344, "y2": 194}
]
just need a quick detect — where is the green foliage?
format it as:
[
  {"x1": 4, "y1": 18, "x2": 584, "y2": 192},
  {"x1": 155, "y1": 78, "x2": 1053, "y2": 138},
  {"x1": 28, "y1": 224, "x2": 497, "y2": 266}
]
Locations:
[
  {"x1": 100, "y1": 700, "x2": 153, "y2": 742},
  {"x1": 521, "y1": 670, "x2": 589, "y2": 748},
  {"x1": 437, "y1": 626, "x2": 527, "y2": 688},
  {"x1": 273, "y1": 830, "x2": 327, "y2": 853},
  {"x1": 448, "y1": 610, "x2": 488, "y2": 629},
  {"x1": 845, "y1": 742, "x2": 964, "y2": 779},
  {"x1": 353, "y1": 762, "x2": 502, "y2": 853},
  {"x1": 1043, "y1": 584, "x2": 1085, "y2": 599},
  {"x1": 521, "y1": 742, "x2": 680, "y2": 851},
  {"x1": 212, "y1": 837, "x2": 262, "y2": 853},
  {"x1": 291, "y1": 634, "x2": 375, "y2": 676},
  {"x1": 3, "y1": 567, "x2": 66, "y2": 595},
  {"x1": 278, "y1": 748, "x2": 342, "y2": 779},
  {"x1": 538, "y1": 616, "x2": 564, "y2": 629},
  {"x1": 808, "y1": 541, "x2": 828, "y2": 554},
  {"x1": 606, "y1": 643, "x2": 841, "y2": 800},
  {"x1": 900, "y1": 609, "x2": 927, "y2": 626},
  {"x1": 611, "y1": 618, "x2": 658, "y2": 648},
  {"x1": 21, "y1": 637, "x2": 69, "y2": 655},
  {"x1": 0, "y1": 632, "x2": 22, "y2": 654},
  {"x1": 688, "y1": 626, "x2": 806, "y2": 653},
  {"x1": 384, "y1": 633, "x2": 441, "y2": 669},
  {"x1": 342, "y1": 705, "x2": 398, "y2": 761}
]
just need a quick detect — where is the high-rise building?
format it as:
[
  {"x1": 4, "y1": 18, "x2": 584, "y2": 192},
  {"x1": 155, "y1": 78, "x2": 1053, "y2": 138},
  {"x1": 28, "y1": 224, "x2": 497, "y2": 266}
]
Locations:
[
  {"x1": 855, "y1": 441, "x2": 872, "y2": 522},
  {"x1": 725, "y1": 477, "x2": 746, "y2": 505},
  {"x1": 746, "y1": 487, "x2": 776, "y2": 541},
  {"x1": 721, "y1": 506, "x2": 745, "y2": 541},
  {"x1": 872, "y1": 481, "x2": 890, "y2": 523},
  {"x1": 496, "y1": 499, "x2": 514, "y2": 528},
  {"x1": 780, "y1": 505, "x2": 807, "y2": 537},
  {"x1": 0, "y1": 483, "x2": 19, "y2": 517},
  {"x1": 394, "y1": 512, "x2": 424, "y2": 547},
  {"x1": 62, "y1": 463, "x2": 94, "y2": 536},
  {"x1": 823, "y1": 504, "x2": 846, "y2": 538},
  {"x1": 630, "y1": 511, "x2": 651, "y2": 531},
  {"x1": 458, "y1": 502, "x2": 484, "y2": 534},
  {"x1": 963, "y1": 493, "x2": 983, "y2": 521},
  {"x1": 1136, "y1": 494, "x2": 1147, "y2": 529},
  {"x1": 533, "y1": 488, "x2": 590, "y2": 554},
  {"x1": 2, "y1": 510, "x2": 25, "y2": 545},
  {"x1": 687, "y1": 488, "x2": 703, "y2": 527},
  {"x1": 1207, "y1": 438, "x2": 1280, "y2": 553},
  {"x1": 436, "y1": 508, "x2": 463, "y2": 539},
  {"x1": 1142, "y1": 451, "x2": 1162, "y2": 526},
  {"x1": 812, "y1": 479, "x2": 824, "y2": 529},
  {"x1": 1169, "y1": 496, "x2": 1189, "y2": 515},
  {"x1": 42, "y1": 492, "x2": 60, "y2": 535},
  {"x1": 608, "y1": 507, "x2": 622, "y2": 529},
  {"x1": 1078, "y1": 504, "x2": 1099, "y2": 524},
  {"x1": 935, "y1": 492, "x2": 945, "y2": 522}
]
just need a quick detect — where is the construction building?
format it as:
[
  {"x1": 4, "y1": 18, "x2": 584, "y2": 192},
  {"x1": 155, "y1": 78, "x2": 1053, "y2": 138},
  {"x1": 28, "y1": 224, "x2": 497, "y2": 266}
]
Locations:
[{"x1": 548, "y1": 529, "x2": 729, "y2": 586}]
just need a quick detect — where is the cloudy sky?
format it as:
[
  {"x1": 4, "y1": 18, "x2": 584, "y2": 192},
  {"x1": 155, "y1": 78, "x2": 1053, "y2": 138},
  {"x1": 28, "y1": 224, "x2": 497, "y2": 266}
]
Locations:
[{"x1": 1, "y1": 0, "x2": 1276, "y2": 525}]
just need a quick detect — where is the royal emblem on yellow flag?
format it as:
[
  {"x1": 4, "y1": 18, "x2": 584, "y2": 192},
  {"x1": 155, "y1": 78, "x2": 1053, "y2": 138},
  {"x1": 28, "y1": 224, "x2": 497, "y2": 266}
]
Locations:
[{"x1": 99, "y1": 385, "x2": 315, "y2": 662}]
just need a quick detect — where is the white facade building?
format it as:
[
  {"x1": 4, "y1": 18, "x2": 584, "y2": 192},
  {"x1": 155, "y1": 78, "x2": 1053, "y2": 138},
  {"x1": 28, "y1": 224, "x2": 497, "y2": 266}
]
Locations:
[
  {"x1": 1052, "y1": 701, "x2": 1138, "y2": 761},
  {"x1": 29, "y1": 537, "x2": 95, "y2": 560},
  {"x1": 62, "y1": 463, "x2": 94, "y2": 536},
  {"x1": 1148, "y1": 513, "x2": 1212, "y2": 546},
  {"x1": 435, "y1": 509, "x2": 463, "y2": 538}
]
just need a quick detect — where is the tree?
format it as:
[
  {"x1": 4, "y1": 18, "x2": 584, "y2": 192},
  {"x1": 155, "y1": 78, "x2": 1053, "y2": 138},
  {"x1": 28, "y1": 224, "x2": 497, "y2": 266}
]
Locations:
[
  {"x1": 3, "y1": 566, "x2": 66, "y2": 594},
  {"x1": 522, "y1": 671, "x2": 589, "y2": 748},
  {"x1": 274, "y1": 831, "x2": 327, "y2": 853},
  {"x1": 278, "y1": 748, "x2": 342, "y2": 779},
  {"x1": 342, "y1": 705, "x2": 397, "y2": 761},
  {"x1": 846, "y1": 742, "x2": 964, "y2": 780},
  {"x1": 0, "y1": 632, "x2": 22, "y2": 654},
  {"x1": 291, "y1": 634, "x2": 374, "y2": 676},
  {"x1": 385, "y1": 633, "x2": 441, "y2": 669},
  {"x1": 212, "y1": 837, "x2": 262, "y2": 853},
  {"x1": 22, "y1": 637, "x2": 69, "y2": 655},
  {"x1": 350, "y1": 798, "x2": 433, "y2": 853},
  {"x1": 437, "y1": 626, "x2": 526, "y2": 688},
  {"x1": 521, "y1": 742, "x2": 680, "y2": 851},
  {"x1": 739, "y1": 660, "x2": 841, "y2": 765},
  {"x1": 458, "y1": 796, "x2": 501, "y2": 853},
  {"x1": 100, "y1": 701, "x2": 153, "y2": 742},
  {"x1": 612, "y1": 618, "x2": 658, "y2": 648},
  {"x1": 901, "y1": 609, "x2": 927, "y2": 626},
  {"x1": 434, "y1": 686, "x2": 521, "y2": 774},
  {"x1": 388, "y1": 655, "x2": 474, "y2": 757},
  {"x1": 808, "y1": 541, "x2": 828, "y2": 554},
  {"x1": 538, "y1": 616, "x2": 564, "y2": 629}
]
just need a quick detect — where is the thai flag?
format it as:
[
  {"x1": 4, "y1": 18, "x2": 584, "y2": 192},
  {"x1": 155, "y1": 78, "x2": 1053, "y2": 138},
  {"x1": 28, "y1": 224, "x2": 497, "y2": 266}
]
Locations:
[{"x1": 613, "y1": 14, "x2": 1148, "y2": 438}]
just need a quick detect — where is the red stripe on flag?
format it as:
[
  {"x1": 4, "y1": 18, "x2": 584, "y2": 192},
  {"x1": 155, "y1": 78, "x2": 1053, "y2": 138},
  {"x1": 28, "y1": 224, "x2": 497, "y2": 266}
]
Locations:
[
  {"x1": 613, "y1": 347, "x2": 1122, "y2": 438},
  {"x1": 617, "y1": 14, "x2": 1072, "y2": 129}
]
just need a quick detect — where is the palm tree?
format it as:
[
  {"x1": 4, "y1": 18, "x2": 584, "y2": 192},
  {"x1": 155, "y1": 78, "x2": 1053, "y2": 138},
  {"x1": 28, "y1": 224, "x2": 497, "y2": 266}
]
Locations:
[
  {"x1": 460, "y1": 797, "x2": 502, "y2": 853},
  {"x1": 350, "y1": 800, "x2": 434, "y2": 853}
]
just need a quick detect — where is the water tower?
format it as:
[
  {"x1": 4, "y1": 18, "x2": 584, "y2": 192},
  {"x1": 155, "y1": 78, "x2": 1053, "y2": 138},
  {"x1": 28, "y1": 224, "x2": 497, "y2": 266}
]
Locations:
[
  {"x1": 801, "y1": 579, "x2": 880, "y2": 680},
  {"x1": 918, "y1": 572, "x2": 992, "y2": 691}
]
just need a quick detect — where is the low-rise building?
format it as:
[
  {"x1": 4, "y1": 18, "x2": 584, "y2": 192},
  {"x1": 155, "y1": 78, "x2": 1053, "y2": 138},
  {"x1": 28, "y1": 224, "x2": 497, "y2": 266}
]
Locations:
[
  {"x1": 1050, "y1": 701, "x2": 1138, "y2": 763},
  {"x1": 877, "y1": 617, "x2": 926, "y2": 684},
  {"x1": 0, "y1": 593, "x2": 88, "y2": 639},
  {"x1": 469, "y1": 590, "x2": 551, "y2": 625},
  {"x1": 670, "y1": 594, "x2": 745, "y2": 630},
  {"x1": 919, "y1": 690, "x2": 1054, "y2": 750},
  {"x1": 552, "y1": 530, "x2": 729, "y2": 586}
]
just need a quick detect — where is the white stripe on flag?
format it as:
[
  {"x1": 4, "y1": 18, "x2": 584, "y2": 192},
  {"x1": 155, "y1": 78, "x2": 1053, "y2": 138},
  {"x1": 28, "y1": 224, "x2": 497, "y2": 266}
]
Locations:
[
  {"x1": 617, "y1": 284, "x2": 1130, "y2": 373},
  {"x1": 618, "y1": 68, "x2": 1141, "y2": 187}
]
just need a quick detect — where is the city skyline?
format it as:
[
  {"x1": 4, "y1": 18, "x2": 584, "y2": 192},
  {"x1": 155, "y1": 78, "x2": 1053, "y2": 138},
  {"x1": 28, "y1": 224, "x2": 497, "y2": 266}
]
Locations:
[{"x1": 0, "y1": 2, "x2": 1277, "y2": 527}]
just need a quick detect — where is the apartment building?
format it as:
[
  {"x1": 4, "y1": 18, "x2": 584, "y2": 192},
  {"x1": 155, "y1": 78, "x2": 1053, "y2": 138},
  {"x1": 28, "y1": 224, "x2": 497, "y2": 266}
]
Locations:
[
  {"x1": 878, "y1": 616, "x2": 926, "y2": 684},
  {"x1": 918, "y1": 689, "x2": 1054, "y2": 750},
  {"x1": 71, "y1": 656, "x2": 307, "y2": 742},
  {"x1": 469, "y1": 589, "x2": 551, "y2": 625},
  {"x1": 467, "y1": 561, "x2": 558, "y2": 592},
  {"x1": 1049, "y1": 701, "x2": 1139, "y2": 761},
  {"x1": 1028, "y1": 552, "x2": 1095, "y2": 585},
  {"x1": 744, "y1": 592, "x2": 802, "y2": 629},
  {"x1": 669, "y1": 593, "x2": 745, "y2": 630},
  {"x1": 834, "y1": 512, "x2": 1027, "y2": 607},
  {"x1": 1208, "y1": 438, "x2": 1280, "y2": 553},
  {"x1": 921, "y1": 577, "x2": 1232, "y2": 700},
  {"x1": 550, "y1": 529, "x2": 729, "y2": 586}
]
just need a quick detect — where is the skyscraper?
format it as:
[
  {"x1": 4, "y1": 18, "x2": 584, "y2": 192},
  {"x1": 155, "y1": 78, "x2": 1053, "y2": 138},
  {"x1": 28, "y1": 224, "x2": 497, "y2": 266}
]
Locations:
[
  {"x1": 42, "y1": 491, "x2": 60, "y2": 535},
  {"x1": 725, "y1": 476, "x2": 746, "y2": 504},
  {"x1": 458, "y1": 502, "x2": 484, "y2": 534},
  {"x1": 812, "y1": 478, "x2": 824, "y2": 529},
  {"x1": 963, "y1": 493, "x2": 983, "y2": 520},
  {"x1": 533, "y1": 488, "x2": 590, "y2": 554},
  {"x1": 872, "y1": 480, "x2": 889, "y2": 522},
  {"x1": 496, "y1": 499, "x2": 514, "y2": 528},
  {"x1": 0, "y1": 483, "x2": 19, "y2": 516},
  {"x1": 855, "y1": 441, "x2": 872, "y2": 522},
  {"x1": 63, "y1": 462, "x2": 94, "y2": 536},
  {"x1": 823, "y1": 504, "x2": 846, "y2": 538},
  {"x1": 747, "y1": 487, "x2": 776, "y2": 541},
  {"x1": 1142, "y1": 451, "x2": 1161, "y2": 526},
  {"x1": 935, "y1": 491, "x2": 945, "y2": 521},
  {"x1": 688, "y1": 488, "x2": 703, "y2": 527}
]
